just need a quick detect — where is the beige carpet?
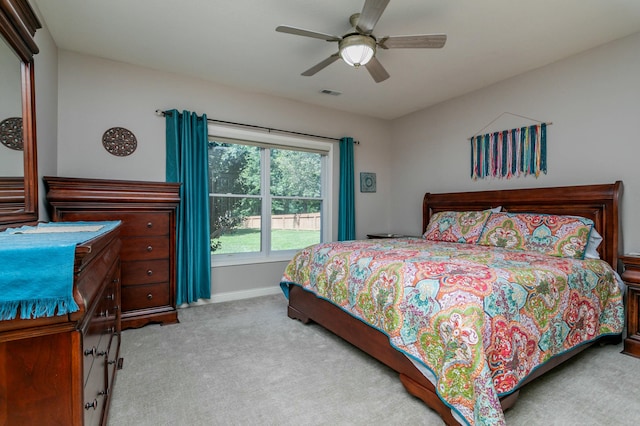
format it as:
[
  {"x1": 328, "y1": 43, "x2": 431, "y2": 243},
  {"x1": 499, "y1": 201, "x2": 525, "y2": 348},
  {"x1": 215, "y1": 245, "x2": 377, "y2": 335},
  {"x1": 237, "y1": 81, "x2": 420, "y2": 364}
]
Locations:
[{"x1": 107, "y1": 294, "x2": 640, "y2": 425}]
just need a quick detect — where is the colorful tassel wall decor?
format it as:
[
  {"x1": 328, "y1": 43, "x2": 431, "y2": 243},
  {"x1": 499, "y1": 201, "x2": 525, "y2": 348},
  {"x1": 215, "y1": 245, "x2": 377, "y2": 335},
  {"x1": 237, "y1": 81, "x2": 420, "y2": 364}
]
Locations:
[{"x1": 470, "y1": 123, "x2": 547, "y2": 180}]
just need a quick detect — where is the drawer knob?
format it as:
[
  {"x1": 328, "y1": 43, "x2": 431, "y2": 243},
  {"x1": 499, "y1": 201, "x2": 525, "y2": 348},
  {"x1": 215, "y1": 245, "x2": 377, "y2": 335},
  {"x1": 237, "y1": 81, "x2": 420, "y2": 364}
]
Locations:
[
  {"x1": 146, "y1": 245, "x2": 153, "y2": 252},
  {"x1": 147, "y1": 293, "x2": 153, "y2": 300},
  {"x1": 147, "y1": 269, "x2": 153, "y2": 276},
  {"x1": 147, "y1": 222, "x2": 153, "y2": 228},
  {"x1": 84, "y1": 346, "x2": 97, "y2": 357},
  {"x1": 85, "y1": 399, "x2": 98, "y2": 410}
]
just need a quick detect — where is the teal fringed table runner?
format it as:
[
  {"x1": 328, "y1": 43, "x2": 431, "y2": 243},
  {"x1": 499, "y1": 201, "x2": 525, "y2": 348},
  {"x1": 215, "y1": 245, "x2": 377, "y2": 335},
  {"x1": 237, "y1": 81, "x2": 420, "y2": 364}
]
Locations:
[{"x1": 0, "y1": 221, "x2": 120, "y2": 321}]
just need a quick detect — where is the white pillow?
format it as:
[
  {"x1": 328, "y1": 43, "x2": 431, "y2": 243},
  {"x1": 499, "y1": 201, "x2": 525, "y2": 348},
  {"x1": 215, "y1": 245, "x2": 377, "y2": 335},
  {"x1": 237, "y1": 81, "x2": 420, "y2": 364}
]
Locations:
[{"x1": 584, "y1": 228, "x2": 602, "y2": 259}]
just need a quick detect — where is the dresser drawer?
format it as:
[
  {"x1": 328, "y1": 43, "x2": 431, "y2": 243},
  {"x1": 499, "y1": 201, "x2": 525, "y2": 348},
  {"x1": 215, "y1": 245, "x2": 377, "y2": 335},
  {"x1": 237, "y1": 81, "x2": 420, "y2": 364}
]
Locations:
[
  {"x1": 83, "y1": 312, "x2": 115, "y2": 387},
  {"x1": 122, "y1": 259, "x2": 169, "y2": 284},
  {"x1": 116, "y1": 212, "x2": 170, "y2": 237},
  {"x1": 82, "y1": 323, "x2": 103, "y2": 387},
  {"x1": 121, "y1": 236, "x2": 169, "y2": 260},
  {"x1": 84, "y1": 307, "x2": 113, "y2": 424},
  {"x1": 84, "y1": 262, "x2": 119, "y2": 384},
  {"x1": 122, "y1": 283, "x2": 171, "y2": 311},
  {"x1": 58, "y1": 211, "x2": 170, "y2": 237},
  {"x1": 83, "y1": 360, "x2": 107, "y2": 426},
  {"x1": 106, "y1": 332, "x2": 121, "y2": 391}
]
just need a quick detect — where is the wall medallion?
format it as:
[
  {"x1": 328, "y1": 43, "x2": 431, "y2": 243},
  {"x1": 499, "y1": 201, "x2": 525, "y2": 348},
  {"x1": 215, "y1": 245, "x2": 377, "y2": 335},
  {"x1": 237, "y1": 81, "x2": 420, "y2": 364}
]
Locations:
[
  {"x1": 102, "y1": 127, "x2": 137, "y2": 156},
  {"x1": 0, "y1": 117, "x2": 24, "y2": 150},
  {"x1": 360, "y1": 172, "x2": 377, "y2": 193}
]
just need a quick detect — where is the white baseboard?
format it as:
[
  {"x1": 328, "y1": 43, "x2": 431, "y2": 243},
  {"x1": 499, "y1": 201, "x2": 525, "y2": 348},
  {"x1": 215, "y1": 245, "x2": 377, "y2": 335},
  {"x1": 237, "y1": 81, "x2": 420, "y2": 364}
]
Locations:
[{"x1": 178, "y1": 285, "x2": 283, "y2": 308}]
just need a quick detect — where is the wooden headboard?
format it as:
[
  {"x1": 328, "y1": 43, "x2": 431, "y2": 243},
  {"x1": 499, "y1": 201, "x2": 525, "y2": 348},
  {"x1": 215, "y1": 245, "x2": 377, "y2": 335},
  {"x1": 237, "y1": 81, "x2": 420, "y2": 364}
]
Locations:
[{"x1": 423, "y1": 182, "x2": 622, "y2": 269}]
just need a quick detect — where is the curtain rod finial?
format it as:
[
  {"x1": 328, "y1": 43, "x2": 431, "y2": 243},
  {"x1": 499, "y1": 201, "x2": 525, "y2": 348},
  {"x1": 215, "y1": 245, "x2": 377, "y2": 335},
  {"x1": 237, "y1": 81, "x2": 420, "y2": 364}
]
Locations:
[{"x1": 155, "y1": 109, "x2": 165, "y2": 117}]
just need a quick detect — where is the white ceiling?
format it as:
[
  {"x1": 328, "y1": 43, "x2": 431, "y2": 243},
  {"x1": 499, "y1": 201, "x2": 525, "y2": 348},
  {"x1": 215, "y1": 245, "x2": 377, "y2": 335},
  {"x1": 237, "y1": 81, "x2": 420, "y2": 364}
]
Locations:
[{"x1": 33, "y1": 0, "x2": 640, "y2": 120}]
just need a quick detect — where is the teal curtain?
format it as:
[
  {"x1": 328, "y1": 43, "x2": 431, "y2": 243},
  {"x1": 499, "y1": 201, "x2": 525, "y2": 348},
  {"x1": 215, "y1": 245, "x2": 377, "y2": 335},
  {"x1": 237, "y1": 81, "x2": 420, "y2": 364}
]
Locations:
[
  {"x1": 338, "y1": 137, "x2": 355, "y2": 241},
  {"x1": 165, "y1": 109, "x2": 212, "y2": 304}
]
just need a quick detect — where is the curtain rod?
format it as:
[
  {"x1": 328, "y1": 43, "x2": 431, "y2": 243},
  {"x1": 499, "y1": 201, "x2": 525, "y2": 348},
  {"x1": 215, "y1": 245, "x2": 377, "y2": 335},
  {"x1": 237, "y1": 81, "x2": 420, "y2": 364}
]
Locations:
[{"x1": 155, "y1": 109, "x2": 359, "y2": 144}]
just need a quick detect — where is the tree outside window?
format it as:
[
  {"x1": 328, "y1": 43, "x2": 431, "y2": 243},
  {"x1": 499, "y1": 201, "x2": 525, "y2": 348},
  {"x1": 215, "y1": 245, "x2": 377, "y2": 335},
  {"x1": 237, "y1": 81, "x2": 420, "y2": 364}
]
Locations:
[{"x1": 209, "y1": 140, "x2": 324, "y2": 255}]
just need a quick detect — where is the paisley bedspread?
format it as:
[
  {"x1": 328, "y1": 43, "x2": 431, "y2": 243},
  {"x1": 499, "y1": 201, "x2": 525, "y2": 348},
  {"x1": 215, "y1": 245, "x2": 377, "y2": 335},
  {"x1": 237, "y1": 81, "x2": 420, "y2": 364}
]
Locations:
[{"x1": 280, "y1": 238, "x2": 624, "y2": 426}]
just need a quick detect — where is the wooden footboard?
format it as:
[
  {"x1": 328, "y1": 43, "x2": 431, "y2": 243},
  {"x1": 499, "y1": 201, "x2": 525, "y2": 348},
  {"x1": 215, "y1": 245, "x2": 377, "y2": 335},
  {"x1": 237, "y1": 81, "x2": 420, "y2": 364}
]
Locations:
[
  {"x1": 287, "y1": 284, "x2": 462, "y2": 426},
  {"x1": 288, "y1": 285, "x2": 619, "y2": 425}
]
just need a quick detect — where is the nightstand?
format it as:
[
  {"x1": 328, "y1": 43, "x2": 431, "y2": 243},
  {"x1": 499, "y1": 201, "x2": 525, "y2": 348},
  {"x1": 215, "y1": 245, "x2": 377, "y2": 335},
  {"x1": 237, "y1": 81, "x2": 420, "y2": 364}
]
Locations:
[{"x1": 620, "y1": 255, "x2": 640, "y2": 358}]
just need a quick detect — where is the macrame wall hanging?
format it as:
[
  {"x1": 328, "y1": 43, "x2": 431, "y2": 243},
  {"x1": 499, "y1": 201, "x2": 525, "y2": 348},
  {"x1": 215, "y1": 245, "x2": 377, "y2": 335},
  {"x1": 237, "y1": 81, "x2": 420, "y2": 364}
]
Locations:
[{"x1": 469, "y1": 112, "x2": 551, "y2": 180}]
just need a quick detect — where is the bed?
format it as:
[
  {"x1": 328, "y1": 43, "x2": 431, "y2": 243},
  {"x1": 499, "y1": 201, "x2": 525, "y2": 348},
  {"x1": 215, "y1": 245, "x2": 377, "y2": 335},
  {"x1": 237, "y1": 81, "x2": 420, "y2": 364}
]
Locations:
[{"x1": 279, "y1": 182, "x2": 624, "y2": 426}]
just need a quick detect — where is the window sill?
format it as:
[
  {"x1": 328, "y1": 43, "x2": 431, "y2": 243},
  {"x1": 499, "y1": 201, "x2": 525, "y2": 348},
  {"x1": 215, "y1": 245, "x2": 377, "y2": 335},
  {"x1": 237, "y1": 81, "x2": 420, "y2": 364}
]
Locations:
[{"x1": 212, "y1": 252, "x2": 295, "y2": 268}]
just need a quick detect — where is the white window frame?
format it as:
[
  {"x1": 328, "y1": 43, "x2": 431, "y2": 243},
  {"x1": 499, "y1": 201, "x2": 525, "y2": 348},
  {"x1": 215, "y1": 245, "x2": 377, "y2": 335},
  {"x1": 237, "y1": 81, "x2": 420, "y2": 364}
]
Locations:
[{"x1": 208, "y1": 123, "x2": 333, "y2": 267}]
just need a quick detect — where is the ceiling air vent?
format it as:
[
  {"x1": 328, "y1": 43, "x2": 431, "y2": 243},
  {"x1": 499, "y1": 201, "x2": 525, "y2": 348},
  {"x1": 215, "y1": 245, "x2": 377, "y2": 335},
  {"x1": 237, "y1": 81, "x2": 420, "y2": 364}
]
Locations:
[{"x1": 320, "y1": 89, "x2": 342, "y2": 96}]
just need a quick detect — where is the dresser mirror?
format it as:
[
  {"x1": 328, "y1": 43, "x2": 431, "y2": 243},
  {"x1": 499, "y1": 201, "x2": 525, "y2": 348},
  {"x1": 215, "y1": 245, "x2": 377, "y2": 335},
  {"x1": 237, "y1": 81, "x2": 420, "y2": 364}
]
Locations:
[{"x1": 0, "y1": 0, "x2": 40, "y2": 228}]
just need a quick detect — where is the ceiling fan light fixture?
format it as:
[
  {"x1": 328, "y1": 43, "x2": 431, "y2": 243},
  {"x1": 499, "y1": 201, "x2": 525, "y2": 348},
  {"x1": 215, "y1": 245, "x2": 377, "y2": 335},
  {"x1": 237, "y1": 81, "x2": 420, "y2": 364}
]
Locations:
[{"x1": 339, "y1": 34, "x2": 376, "y2": 67}]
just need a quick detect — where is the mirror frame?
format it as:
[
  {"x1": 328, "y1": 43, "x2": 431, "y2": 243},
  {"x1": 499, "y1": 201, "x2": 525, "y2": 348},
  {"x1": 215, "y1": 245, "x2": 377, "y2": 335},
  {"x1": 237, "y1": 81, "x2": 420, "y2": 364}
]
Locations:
[{"x1": 0, "y1": 0, "x2": 40, "y2": 228}]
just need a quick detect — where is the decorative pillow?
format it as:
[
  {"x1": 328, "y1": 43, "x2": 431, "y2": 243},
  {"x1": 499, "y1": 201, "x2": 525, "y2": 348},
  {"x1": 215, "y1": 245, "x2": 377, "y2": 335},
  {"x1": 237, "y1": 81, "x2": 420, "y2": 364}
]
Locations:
[
  {"x1": 478, "y1": 212, "x2": 594, "y2": 259},
  {"x1": 423, "y1": 210, "x2": 492, "y2": 244}
]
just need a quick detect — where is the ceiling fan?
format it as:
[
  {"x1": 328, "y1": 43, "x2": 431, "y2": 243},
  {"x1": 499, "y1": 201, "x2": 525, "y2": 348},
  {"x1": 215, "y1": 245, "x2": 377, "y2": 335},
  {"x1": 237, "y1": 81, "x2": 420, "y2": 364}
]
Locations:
[{"x1": 276, "y1": 0, "x2": 446, "y2": 83}]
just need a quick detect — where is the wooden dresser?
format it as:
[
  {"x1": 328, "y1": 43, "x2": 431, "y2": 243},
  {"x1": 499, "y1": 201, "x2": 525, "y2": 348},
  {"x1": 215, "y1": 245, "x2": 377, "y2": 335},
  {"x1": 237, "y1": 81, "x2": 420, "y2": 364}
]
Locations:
[
  {"x1": 44, "y1": 176, "x2": 181, "y2": 329},
  {"x1": 620, "y1": 255, "x2": 640, "y2": 358},
  {"x1": 0, "y1": 225, "x2": 122, "y2": 426}
]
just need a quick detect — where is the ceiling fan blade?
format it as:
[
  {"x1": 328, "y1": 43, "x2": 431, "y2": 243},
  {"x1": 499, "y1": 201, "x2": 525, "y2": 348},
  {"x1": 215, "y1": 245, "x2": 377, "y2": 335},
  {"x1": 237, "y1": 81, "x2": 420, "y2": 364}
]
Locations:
[
  {"x1": 378, "y1": 34, "x2": 447, "y2": 49},
  {"x1": 301, "y1": 53, "x2": 341, "y2": 76},
  {"x1": 356, "y1": 0, "x2": 390, "y2": 34},
  {"x1": 276, "y1": 25, "x2": 341, "y2": 42},
  {"x1": 365, "y1": 57, "x2": 390, "y2": 83}
]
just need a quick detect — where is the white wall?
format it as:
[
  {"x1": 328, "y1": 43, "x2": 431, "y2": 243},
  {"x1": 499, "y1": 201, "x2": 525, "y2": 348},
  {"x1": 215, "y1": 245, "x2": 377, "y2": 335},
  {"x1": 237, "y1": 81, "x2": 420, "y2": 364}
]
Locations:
[
  {"x1": 55, "y1": 51, "x2": 392, "y2": 297},
  {"x1": 389, "y1": 32, "x2": 640, "y2": 253}
]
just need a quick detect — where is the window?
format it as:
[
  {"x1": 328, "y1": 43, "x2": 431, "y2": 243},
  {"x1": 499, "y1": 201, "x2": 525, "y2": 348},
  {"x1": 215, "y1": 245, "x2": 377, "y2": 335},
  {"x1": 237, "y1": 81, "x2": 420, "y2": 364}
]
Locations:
[{"x1": 208, "y1": 125, "x2": 332, "y2": 263}]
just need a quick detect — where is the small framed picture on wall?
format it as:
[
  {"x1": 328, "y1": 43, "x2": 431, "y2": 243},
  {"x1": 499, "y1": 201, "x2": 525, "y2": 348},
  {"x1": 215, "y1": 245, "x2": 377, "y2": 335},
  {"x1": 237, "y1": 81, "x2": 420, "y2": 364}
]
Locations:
[{"x1": 360, "y1": 172, "x2": 376, "y2": 193}]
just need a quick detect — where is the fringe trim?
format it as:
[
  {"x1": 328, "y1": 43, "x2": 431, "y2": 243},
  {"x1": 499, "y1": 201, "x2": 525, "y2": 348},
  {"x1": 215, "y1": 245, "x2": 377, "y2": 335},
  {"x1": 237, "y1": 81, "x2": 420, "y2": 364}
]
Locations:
[{"x1": 0, "y1": 296, "x2": 79, "y2": 320}]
